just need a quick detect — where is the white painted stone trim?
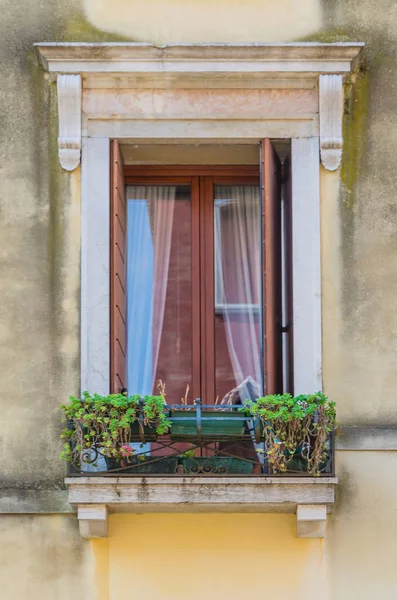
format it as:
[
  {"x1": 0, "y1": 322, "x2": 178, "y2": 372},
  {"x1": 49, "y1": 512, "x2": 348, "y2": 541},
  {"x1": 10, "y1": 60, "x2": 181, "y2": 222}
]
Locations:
[
  {"x1": 36, "y1": 42, "x2": 364, "y2": 76},
  {"x1": 57, "y1": 74, "x2": 82, "y2": 171},
  {"x1": 291, "y1": 138, "x2": 322, "y2": 393},
  {"x1": 81, "y1": 137, "x2": 110, "y2": 394},
  {"x1": 77, "y1": 504, "x2": 108, "y2": 539},
  {"x1": 38, "y1": 42, "x2": 364, "y2": 173},
  {"x1": 85, "y1": 117, "x2": 318, "y2": 140},
  {"x1": 68, "y1": 477, "x2": 337, "y2": 538},
  {"x1": 296, "y1": 504, "x2": 327, "y2": 538},
  {"x1": 81, "y1": 137, "x2": 323, "y2": 396},
  {"x1": 319, "y1": 74, "x2": 344, "y2": 171}
]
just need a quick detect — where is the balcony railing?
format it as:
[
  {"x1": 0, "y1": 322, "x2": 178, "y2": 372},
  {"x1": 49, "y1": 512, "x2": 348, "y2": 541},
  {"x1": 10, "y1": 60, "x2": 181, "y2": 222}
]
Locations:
[{"x1": 68, "y1": 399, "x2": 335, "y2": 478}]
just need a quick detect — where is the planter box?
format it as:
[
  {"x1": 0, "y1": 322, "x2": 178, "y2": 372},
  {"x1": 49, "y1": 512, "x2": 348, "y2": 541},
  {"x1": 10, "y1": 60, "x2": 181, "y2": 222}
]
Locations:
[
  {"x1": 170, "y1": 409, "x2": 246, "y2": 439},
  {"x1": 129, "y1": 421, "x2": 159, "y2": 442},
  {"x1": 105, "y1": 456, "x2": 178, "y2": 474},
  {"x1": 284, "y1": 444, "x2": 332, "y2": 474}
]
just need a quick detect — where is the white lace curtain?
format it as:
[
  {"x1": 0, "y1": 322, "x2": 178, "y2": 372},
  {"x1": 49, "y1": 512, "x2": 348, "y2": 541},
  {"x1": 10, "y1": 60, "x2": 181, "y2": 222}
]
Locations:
[
  {"x1": 126, "y1": 186, "x2": 176, "y2": 395},
  {"x1": 215, "y1": 185, "x2": 262, "y2": 404}
]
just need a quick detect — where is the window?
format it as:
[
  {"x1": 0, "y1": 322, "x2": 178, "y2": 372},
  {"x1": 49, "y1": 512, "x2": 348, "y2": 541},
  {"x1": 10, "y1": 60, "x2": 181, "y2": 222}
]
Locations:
[
  {"x1": 214, "y1": 186, "x2": 261, "y2": 315},
  {"x1": 110, "y1": 140, "x2": 292, "y2": 404}
]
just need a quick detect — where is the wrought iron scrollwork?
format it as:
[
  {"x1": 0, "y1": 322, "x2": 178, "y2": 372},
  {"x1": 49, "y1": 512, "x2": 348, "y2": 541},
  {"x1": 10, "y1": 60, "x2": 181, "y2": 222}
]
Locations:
[{"x1": 67, "y1": 401, "x2": 334, "y2": 478}]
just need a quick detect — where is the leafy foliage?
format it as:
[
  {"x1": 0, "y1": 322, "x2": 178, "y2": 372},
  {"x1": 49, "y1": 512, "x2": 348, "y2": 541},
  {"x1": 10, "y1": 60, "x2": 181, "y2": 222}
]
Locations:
[
  {"x1": 60, "y1": 392, "x2": 171, "y2": 463},
  {"x1": 60, "y1": 391, "x2": 336, "y2": 476},
  {"x1": 244, "y1": 392, "x2": 336, "y2": 476}
]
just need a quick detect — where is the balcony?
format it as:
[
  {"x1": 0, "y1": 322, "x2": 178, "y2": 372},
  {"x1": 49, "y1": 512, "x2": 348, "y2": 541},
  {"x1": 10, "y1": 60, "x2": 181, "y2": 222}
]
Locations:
[{"x1": 64, "y1": 400, "x2": 337, "y2": 539}]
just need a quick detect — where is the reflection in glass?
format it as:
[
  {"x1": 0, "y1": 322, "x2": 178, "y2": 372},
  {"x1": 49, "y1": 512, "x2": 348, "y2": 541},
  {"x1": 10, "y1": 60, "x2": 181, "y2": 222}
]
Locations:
[{"x1": 214, "y1": 185, "x2": 262, "y2": 405}]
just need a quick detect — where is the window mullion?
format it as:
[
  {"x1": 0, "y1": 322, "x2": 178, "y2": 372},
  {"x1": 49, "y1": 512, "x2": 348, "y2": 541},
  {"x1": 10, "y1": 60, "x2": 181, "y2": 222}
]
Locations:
[
  {"x1": 199, "y1": 176, "x2": 216, "y2": 405},
  {"x1": 191, "y1": 176, "x2": 201, "y2": 403}
]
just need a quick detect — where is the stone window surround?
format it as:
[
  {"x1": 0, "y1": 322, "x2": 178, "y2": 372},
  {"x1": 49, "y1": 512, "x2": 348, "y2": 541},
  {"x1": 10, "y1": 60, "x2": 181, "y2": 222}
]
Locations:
[{"x1": 35, "y1": 42, "x2": 364, "y2": 538}]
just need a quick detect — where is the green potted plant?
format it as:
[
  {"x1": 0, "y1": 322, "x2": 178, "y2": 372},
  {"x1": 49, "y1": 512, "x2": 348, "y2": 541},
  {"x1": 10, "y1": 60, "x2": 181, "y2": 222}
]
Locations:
[
  {"x1": 243, "y1": 392, "x2": 336, "y2": 476},
  {"x1": 60, "y1": 391, "x2": 173, "y2": 472}
]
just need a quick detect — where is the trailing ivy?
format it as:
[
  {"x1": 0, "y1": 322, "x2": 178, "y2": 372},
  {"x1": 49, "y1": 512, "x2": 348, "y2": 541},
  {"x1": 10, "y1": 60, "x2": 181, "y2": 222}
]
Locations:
[
  {"x1": 243, "y1": 393, "x2": 336, "y2": 476},
  {"x1": 60, "y1": 392, "x2": 171, "y2": 464}
]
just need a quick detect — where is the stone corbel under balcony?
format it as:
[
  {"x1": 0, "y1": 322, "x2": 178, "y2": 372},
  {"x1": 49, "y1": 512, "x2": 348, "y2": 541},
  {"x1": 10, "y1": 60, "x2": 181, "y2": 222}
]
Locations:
[{"x1": 66, "y1": 476, "x2": 337, "y2": 539}]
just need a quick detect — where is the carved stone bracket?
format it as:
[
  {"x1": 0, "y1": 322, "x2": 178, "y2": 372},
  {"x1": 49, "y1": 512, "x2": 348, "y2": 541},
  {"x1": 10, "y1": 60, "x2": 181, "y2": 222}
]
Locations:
[
  {"x1": 77, "y1": 504, "x2": 108, "y2": 539},
  {"x1": 319, "y1": 74, "x2": 344, "y2": 171},
  {"x1": 57, "y1": 74, "x2": 82, "y2": 171},
  {"x1": 296, "y1": 504, "x2": 327, "y2": 538}
]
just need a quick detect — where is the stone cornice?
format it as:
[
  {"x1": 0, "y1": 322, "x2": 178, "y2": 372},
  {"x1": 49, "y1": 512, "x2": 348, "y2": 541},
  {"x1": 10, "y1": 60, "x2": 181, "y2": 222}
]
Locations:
[
  {"x1": 35, "y1": 42, "x2": 364, "y2": 77},
  {"x1": 35, "y1": 42, "x2": 365, "y2": 172}
]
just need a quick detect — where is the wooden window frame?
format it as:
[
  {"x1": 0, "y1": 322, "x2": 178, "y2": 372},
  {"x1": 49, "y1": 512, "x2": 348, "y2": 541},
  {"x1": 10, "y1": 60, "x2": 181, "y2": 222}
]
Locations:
[
  {"x1": 112, "y1": 157, "x2": 288, "y2": 399},
  {"x1": 110, "y1": 141, "x2": 127, "y2": 393}
]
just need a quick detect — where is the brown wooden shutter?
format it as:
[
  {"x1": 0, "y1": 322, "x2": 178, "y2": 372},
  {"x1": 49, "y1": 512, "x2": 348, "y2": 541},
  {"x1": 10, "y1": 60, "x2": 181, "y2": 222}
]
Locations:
[
  {"x1": 261, "y1": 139, "x2": 283, "y2": 395},
  {"x1": 283, "y1": 157, "x2": 294, "y2": 394},
  {"x1": 110, "y1": 140, "x2": 127, "y2": 393}
]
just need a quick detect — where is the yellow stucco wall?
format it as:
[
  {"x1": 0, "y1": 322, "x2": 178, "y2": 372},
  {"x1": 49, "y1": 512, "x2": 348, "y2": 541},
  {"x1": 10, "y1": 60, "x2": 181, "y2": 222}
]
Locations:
[
  {"x1": 88, "y1": 452, "x2": 397, "y2": 600},
  {"x1": 106, "y1": 514, "x2": 324, "y2": 600},
  {"x1": 87, "y1": 450, "x2": 397, "y2": 600},
  {"x1": 2, "y1": 454, "x2": 396, "y2": 600}
]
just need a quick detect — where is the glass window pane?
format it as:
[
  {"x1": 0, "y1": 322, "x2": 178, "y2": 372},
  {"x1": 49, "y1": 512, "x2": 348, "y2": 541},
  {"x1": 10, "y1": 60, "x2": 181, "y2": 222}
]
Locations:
[
  {"x1": 126, "y1": 185, "x2": 192, "y2": 401},
  {"x1": 214, "y1": 185, "x2": 262, "y2": 404}
]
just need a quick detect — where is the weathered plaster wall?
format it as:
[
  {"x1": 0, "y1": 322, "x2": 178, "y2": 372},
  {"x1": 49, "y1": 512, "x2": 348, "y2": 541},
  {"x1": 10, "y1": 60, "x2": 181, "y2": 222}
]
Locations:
[
  {"x1": 0, "y1": 515, "x2": 99, "y2": 599},
  {"x1": 319, "y1": 1, "x2": 397, "y2": 425},
  {"x1": 2, "y1": 0, "x2": 396, "y2": 488},
  {"x1": 0, "y1": 1, "x2": 121, "y2": 595},
  {"x1": 0, "y1": 0, "x2": 127, "y2": 500},
  {"x1": 326, "y1": 451, "x2": 397, "y2": 599},
  {"x1": 1, "y1": 0, "x2": 397, "y2": 598}
]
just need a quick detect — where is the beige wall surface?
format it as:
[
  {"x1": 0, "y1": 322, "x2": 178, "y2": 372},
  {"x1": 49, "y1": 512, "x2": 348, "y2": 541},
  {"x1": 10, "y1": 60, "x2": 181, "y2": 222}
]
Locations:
[
  {"x1": 1, "y1": 0, "x2": 397, "y2": 598},
  {"x1": 84, "y1": 0, "x2": 322, "y2": 44},
  {"x1": 0, "y1": 515, "x2": 99, "y2": 600},
  {"x1": 327, "y1": 452, "x2": 397, "y2": 599}
]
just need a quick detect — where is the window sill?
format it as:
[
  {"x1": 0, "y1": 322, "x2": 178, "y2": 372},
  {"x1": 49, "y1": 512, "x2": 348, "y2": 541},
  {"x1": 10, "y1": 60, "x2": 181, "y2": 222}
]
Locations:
[{"x1": 65, "y1": 475, "x2": 337, "y2": 539}]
